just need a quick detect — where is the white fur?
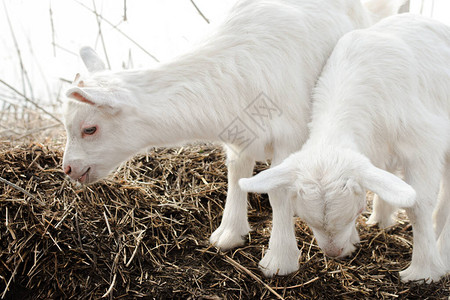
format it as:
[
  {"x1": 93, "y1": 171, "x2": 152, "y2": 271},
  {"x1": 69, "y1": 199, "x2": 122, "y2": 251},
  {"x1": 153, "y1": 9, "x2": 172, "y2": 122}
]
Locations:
[
  {"x1": 240, "y1": 14, "x2": 450, "y2": 282},
  {"x1": 62, "y1": 0, "x2": 403, "y2": 277}
]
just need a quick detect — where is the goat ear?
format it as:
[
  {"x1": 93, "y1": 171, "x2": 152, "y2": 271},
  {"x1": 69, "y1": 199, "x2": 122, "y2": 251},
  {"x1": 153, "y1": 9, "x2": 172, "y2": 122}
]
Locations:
[
  {"x1": 80, "y1": 46, "x2": 106, "y2": 73},
  {"x1": 66, "y1": 86, "x2": 121, "y2": 114},
  {"x1": 66, "y1": 87, "x2": 95, "y2": 105},
  {"x1": 239, "y1": 161, "x2": 295, "y2": 194},
  {"x1": 362, "y1": 163, "x2": 416, "y2": 208}
]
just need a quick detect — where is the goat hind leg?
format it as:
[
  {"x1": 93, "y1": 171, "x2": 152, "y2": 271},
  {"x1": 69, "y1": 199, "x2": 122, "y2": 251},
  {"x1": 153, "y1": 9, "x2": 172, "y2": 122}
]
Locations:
[
  {"x1": 434, "y1": 162, "x2": 450, "y2": 238},
  {"x1": 400, "y1": 164, "x2": 446, "y2": 283},
  {"x1": 435, "y1": 159, "x2": 450, "y2": 272}
]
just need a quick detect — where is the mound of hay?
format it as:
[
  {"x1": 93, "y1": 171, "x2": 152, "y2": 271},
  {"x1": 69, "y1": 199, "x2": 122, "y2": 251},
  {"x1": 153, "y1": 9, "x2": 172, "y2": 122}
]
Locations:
[{"x1": 0, "y1": 142, "x2": 449, "y2": 299}]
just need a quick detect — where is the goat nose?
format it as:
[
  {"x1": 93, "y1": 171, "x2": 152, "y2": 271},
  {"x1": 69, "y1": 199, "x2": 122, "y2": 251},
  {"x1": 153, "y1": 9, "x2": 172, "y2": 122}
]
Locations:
[
  {"x1": 326, "y1": 247, "x2": 343, "y2": 258},
  {"x1": 64, "y1": 165, "x2": 72, "y2": 175}
]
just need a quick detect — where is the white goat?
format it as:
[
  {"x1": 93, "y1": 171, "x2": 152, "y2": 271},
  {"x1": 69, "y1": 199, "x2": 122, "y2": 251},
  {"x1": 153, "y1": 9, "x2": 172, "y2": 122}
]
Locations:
[
  {"x1": 62, "y1": 0, "x2": 404, "y2": 277},
  {"x1": 239, "y1": 13, "x2": 450, "y2": 282}
]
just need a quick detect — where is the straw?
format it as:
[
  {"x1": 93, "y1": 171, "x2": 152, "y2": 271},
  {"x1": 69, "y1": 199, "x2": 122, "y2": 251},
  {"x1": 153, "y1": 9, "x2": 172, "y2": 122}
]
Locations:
[{"x1": 0, "y1": 142, "x2": 448, "y2": 299}]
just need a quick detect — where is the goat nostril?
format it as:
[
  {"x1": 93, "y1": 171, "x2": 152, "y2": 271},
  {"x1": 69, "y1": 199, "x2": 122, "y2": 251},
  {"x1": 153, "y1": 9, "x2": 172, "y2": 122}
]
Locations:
[{"x1": 64, "y1": 165, "x2": 72, "y2": 175}]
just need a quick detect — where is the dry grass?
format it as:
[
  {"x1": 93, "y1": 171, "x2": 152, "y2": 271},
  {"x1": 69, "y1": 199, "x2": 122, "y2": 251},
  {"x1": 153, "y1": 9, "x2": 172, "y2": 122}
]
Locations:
[{"x1": 0, "y1": 141, "x2": 449, "y2": 299}]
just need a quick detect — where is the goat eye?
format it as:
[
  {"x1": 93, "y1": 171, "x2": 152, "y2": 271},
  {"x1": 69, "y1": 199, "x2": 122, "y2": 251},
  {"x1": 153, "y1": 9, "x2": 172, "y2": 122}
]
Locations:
[{"x1": 83, "y1": 126, "x2": 97, "y2": 135}]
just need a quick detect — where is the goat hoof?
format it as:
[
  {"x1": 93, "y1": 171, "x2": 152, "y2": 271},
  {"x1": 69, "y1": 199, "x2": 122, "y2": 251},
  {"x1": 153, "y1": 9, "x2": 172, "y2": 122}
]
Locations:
[
  {"x1": 366, "y1": 213, "x2": 395, "y2": 229},
  {"x1": 399, "y1": 263, "x2": 446, "y2": 283},
  {"x1": 210, "y1": 224, "x2": 250, "y2": 251},
  {"x1": 259, "y1": 248, "x2": 300, "y2": 277}
]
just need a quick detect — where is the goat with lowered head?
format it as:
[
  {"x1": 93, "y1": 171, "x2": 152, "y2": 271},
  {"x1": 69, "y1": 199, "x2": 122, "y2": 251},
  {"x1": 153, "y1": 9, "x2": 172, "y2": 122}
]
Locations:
[
  {"x1": 240, "y1": 13, "x2": 450, "y2": 282},
  {"x1": 62, "y1": 0, "x2": 404, "y2": 277}
]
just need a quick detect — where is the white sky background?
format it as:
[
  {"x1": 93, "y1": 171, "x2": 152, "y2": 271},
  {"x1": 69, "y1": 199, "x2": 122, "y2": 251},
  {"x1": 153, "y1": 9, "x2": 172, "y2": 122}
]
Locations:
[
  {"x1": 0, "y1": 0, "x2": 449, "y2": 112},
  {"x1": 0, "y1": 0, "x2": 236, "y2": 109}
]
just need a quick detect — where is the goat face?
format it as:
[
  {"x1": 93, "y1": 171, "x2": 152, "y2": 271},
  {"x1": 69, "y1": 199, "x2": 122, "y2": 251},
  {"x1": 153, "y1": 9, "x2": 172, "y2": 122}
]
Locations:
[
  {"x1": 62, "y1": 90, "x2": 137, "y2": 184},
  {"x1": 62, "y1": 47, "x2": 144, "y2": 184},
  {"x1": 239, "y1": 147, "x2": 416, "y2": 259},
  {"x1": 293, "y1": 149, "x2": 366, "y2": 258}
]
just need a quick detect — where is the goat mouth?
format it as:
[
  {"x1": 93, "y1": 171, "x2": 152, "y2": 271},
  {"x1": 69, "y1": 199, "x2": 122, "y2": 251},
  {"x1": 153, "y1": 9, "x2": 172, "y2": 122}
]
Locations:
[{"x1": 77, "y1": 167, "x2": 91, "y2": 184}]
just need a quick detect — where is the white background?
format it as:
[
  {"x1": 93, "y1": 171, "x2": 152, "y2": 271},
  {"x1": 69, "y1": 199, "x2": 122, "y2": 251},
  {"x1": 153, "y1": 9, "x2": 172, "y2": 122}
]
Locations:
[{"x1": 0, "y1": 0, "x2": 448, "y2": 112}]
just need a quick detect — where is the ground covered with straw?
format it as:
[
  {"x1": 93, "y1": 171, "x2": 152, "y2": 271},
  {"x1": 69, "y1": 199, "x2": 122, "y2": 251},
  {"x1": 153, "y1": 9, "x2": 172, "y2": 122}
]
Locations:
[{"x1": 0, "y1": 142, "x2": 449, "y2": 299}]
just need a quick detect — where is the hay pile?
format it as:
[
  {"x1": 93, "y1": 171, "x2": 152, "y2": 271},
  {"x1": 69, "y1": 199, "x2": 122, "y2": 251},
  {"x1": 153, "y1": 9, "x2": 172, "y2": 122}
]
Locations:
[{"x1": 0, "y1": 142, "x2": 449, "y2": 299}]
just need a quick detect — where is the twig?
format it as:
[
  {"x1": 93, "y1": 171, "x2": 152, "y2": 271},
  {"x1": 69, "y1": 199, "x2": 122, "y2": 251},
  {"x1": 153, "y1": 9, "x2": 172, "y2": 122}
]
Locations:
[
  {"x1": 92, "y1": 0, "x2": 111, "y2": 69},
  {"x1": 1, "y1": 262, "x2": 20, "y2": 299},
  {"x1": 223, "y1": 255, "x2": 284, "y2": 300},
  {"x1": 72, "y1": 0, "x2": 159, "y2": 62},
  {"x1": 5, "y1": 207, "x2": 16, "y2": 240},
  {"x1": 3, "y1": 0, "x2": 37, "y2": 117},
  {"x1": 49, "y1": 0, "x2": 57, "y2": 57},
  {"x1": 123, "y1": 0, "x2": 127, "y2": 21},
  {"x1": 101, "y1": 273, "x2": 116, "y2": 298},
  {"x1": 103, "y1": 211, "x2": 112, "y2": 235},
  {"x1": 126, "y1": 230, "x2": 145, "y2": 267},
  {"x1": 0, "y1": 79, "x2": 62, "y2": 125},
  {"x1": 74, "y1": 211, "x2": 84, "y2": 250},
  {"x1": 59, "y1": 77, "x2": 73, "y2": 84},
  {"x1": 272, "y1": 277, "x2": 320, "y2": 290},
  {"x1": 2, "y1": 0, "x2": 26, "y2": 97},
  {"x1": 17, "y1": 123, "x2": 62, "y2": 140},
  {"x1": 53, "y1": 44, "x2": 78, "y2": 56},
  {"x1": 24, "y1": 34, "x2": 53, "y2": 108},
  {"x1": 46, "y1": 231, "x2": 63, "y2": 252},
  {"x1": 0, "y1": 176, "x2": 36, "y2": 200},
  {"x1": 122, "y1": 49, "x2": 134, "y2": 69},
  {"x1": 190, "y1": 0, "x2": 210, "y2": 24}
]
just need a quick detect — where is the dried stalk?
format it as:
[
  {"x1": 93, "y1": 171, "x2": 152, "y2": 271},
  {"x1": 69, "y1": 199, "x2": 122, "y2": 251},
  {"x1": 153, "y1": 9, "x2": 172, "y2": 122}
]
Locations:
[
  {"x1": 72, "y1": 0, "x2": 159, "y2": 62},
  {"x1": 0, "y1": 142, "x2": 448, "y2": 299},
  {"x1": 190, "y1": 0, "x2": 210, "y2": 24},
  {"x1": 0, "y1": 176, "x2": 36, "y2": 200},
  {"x1": 0, "y1": 79, "x2": 62, "y2": 125},
  {"x1": 92, "y1": 0, "x2": 111, "y2": 70}
]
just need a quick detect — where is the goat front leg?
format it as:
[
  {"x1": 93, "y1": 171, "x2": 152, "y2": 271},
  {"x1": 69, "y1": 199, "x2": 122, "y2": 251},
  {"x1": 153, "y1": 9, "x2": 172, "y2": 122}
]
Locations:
[
  {"x1": 259, "y1": 188, "x2": 300, "y2": 277},
  {"x1": 400, "y1": 165, "x2": 446, "y2": 283},
  {"x1": 366, "y1": 194, "x2": 397, "y2": 228},
  {"x1": 210, "y1": 148, "x2": 254, "y2": 250},
  {"x1": 367, "y1": 168, "x2": 401, "y2": 228},
  {"x1": 437, "y1": 216, "x2": 450, "y2": 273}
]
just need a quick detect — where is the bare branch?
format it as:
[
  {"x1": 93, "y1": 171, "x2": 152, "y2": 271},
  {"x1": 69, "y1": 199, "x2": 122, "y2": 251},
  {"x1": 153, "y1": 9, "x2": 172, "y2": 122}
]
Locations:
[
  {"x1": 49, "y1": 0, "x2": 57, "y2": 57},
  {"x1": 92, "y1": 0, "x2": 111, "y2": 70},
  {"x1": 190, "y1": 0, "x2": 210, "y2": 24},
  {"x1": 0, "y1": 176, "x2": 36, "y2": 200},
  {"x1": 72, "y1": 0, "x2": 159, "y2": 62},
  {"x1": 223, "y1": 256, "x2": 284, "y2": 300},
  {"x1": 123, "y1": 0, "x2": 127, "y2": 21},
  {"x1": 0, "y1": 79, "x2": 63, "y2": 125},
  {"x1": 2, "y1": 0, "x2": 34, "y2": 101}
]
